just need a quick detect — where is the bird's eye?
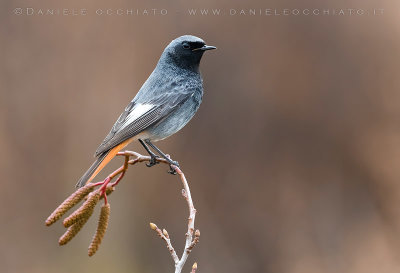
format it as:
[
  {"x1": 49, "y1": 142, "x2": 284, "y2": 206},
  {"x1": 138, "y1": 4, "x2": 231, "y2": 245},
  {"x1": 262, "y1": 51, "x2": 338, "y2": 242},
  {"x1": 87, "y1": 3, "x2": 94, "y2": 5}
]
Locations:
[{"x1": 182, "y1": 43, "x2": 190, "y2": 49}]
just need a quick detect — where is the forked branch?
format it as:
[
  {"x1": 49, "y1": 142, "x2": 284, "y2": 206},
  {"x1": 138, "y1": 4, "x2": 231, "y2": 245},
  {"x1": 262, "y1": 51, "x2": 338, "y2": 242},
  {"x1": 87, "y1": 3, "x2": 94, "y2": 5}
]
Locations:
[
  {"x1": 45, "y1": 151, "x2": 200, "y2": 272},
  {"x1": 148, "y1": 161, "x2": 200, "y2": 273}
]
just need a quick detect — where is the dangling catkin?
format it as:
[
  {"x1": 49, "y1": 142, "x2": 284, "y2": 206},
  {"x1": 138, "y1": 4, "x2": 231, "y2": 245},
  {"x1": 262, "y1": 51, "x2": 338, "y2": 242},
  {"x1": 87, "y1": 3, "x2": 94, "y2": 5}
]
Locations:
[
  {"x1": 88, "y1": 203, "x2": 110, "y2": 256},
  {"x1": 45, "y1": 184, "x2": 94, "y2": 226},
  {"x1": 59, "y1": 216, "x2": 89, "y2": 245},
  {"x1": 63, "y1": 191, "x2": 100, "y2": 228}
]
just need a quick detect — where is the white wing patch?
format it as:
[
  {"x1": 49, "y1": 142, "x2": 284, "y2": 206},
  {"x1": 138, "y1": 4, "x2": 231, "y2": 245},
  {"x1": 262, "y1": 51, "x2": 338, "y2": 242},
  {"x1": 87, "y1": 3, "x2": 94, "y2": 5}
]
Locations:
[{"x1": 120, "y1": 103, "x2": 154, "y2": 130}]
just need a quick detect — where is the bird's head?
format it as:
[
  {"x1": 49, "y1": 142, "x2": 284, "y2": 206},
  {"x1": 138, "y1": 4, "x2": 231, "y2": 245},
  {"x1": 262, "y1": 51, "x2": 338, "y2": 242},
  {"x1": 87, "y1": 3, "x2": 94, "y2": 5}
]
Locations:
[{"x1": 161, "y1": 35, "x2": 216, "y2": 71}]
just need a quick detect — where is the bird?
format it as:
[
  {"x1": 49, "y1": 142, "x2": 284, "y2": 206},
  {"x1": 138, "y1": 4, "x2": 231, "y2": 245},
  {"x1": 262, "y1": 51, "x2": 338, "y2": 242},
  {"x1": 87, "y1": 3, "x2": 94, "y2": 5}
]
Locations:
[{"x1": 76, "y1": 35, "x2": 216, "y2": 188}]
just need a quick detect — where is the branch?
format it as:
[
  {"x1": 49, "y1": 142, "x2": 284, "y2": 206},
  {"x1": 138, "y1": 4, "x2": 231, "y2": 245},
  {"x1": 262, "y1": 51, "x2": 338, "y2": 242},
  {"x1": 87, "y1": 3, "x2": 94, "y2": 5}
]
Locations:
[
  {"x1": 150, "y1": 223, "x2": 179, "y2": 264},
  {"x1": 148, "y1": 162, "x2": 200, "y2": 273},
  {"x1": 45, "y1": 151, "x2": 200, "y2": 272}
]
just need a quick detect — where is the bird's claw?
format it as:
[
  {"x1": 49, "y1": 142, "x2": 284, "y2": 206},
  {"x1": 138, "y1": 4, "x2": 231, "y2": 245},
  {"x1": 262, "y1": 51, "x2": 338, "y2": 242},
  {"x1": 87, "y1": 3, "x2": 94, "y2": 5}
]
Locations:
[
  {"x1": 167, "y1": 161, "x2": 180, "y2": 175},
  {"x1": 146, "y1": 155, "x2": 160, "y2": 167}
]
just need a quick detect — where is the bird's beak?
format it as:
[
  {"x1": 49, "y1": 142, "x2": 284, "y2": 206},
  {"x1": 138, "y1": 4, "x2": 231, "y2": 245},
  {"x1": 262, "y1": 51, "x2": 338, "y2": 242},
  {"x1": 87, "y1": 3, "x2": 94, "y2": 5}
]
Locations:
[{"x1": 192, "y1": 45, "x2": 217, "y2": 51}]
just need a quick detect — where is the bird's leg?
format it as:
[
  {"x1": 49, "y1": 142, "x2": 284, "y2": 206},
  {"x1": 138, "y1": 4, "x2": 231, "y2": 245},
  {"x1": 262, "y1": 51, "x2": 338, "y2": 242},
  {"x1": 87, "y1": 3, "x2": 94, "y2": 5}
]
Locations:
[
  {"x1": 139, "y1": 139, "x2": 159, "y2": 167},
  {"x1": 145, "y1": 139, "x2": 180, "y2": 175}
]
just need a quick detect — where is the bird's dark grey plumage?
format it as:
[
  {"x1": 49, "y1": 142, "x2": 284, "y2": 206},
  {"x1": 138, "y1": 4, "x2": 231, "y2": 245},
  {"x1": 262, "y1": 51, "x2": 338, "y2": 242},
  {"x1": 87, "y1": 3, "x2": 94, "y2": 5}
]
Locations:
[{"x1": 76, "y1": 35, "x2": 215, "y2": 187}]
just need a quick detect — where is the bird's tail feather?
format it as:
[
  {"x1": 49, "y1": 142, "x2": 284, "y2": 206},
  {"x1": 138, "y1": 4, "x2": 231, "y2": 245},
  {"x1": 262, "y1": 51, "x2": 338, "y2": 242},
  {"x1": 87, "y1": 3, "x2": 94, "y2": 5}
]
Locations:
[
  {"x1": 75, "y1": 138, "x2": 134, "y2": 188},
  {"x1": 76, "y1": 151, "x2": 109, "y2": 188}
]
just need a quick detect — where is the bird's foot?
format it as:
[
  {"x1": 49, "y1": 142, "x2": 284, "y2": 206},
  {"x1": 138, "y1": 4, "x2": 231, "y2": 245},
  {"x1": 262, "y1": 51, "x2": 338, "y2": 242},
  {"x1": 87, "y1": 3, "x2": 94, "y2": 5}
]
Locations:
[
  {"x1": 168, "y1": 161, "x2": 180, "y2": 175},
  {"x1": 146, "y1": 155, "x2": 160, "y2": 167}
]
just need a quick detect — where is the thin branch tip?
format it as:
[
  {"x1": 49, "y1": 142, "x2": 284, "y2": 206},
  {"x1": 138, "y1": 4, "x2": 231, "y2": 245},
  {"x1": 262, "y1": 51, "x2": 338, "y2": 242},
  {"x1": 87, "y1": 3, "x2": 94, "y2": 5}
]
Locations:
[{"x1": 46, "y1": 150, "x2": 200, "y2": 269}]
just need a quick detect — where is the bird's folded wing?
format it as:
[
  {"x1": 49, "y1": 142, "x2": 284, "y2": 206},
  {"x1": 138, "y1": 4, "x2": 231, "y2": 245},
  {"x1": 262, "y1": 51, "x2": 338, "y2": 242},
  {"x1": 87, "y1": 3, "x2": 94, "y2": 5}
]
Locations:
[{"x1": 94, "y1": 92, "x2": 192, "y2": 156}]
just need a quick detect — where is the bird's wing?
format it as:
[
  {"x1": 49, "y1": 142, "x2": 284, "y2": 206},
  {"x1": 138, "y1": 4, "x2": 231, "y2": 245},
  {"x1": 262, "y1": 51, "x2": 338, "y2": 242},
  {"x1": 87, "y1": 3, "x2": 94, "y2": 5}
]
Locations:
[{"x1": 94, "y1": 91, "x2": 192, "y2": 156}]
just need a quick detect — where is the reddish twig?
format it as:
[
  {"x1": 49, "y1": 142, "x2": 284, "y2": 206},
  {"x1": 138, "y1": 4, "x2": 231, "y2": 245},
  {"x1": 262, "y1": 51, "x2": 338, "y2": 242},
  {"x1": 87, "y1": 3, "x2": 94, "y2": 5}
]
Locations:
[{"x1": 46, "y1": 150, "x2": 200, "y2": 270}]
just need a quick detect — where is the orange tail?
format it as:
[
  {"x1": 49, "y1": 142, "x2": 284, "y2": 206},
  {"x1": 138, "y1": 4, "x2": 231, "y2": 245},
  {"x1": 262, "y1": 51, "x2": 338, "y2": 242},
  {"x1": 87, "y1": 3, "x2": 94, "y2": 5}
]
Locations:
[{"x1": 76, "y1": 138, "x2": 133, "y2": 188}]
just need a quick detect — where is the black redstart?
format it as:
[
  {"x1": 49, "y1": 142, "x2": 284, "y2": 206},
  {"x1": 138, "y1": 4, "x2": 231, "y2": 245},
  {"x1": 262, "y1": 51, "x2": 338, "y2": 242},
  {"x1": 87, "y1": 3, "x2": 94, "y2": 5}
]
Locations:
[{"x1": 76, "y1": 35, "x2": 216, "y2": 188}]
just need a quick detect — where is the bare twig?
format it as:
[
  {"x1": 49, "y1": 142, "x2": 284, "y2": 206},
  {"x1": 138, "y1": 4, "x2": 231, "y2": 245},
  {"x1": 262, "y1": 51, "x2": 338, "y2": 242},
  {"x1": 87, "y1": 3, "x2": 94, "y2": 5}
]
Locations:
[
  {"x1": 148, "y1": 161, "x2": 199, "y2": 273},
  {"x1": 46, "y1": 150, "x2": 200, "y2": 271},
  {"x1": 150, "y1": 223, "x2": 180, "y2": 264}
]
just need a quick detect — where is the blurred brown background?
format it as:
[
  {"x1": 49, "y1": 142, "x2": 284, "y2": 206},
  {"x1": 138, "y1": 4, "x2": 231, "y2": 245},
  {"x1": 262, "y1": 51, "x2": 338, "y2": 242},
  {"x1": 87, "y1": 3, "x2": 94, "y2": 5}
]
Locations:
[{"x1": 1, "y1": 0, "x2": 400, "y2": 272}]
